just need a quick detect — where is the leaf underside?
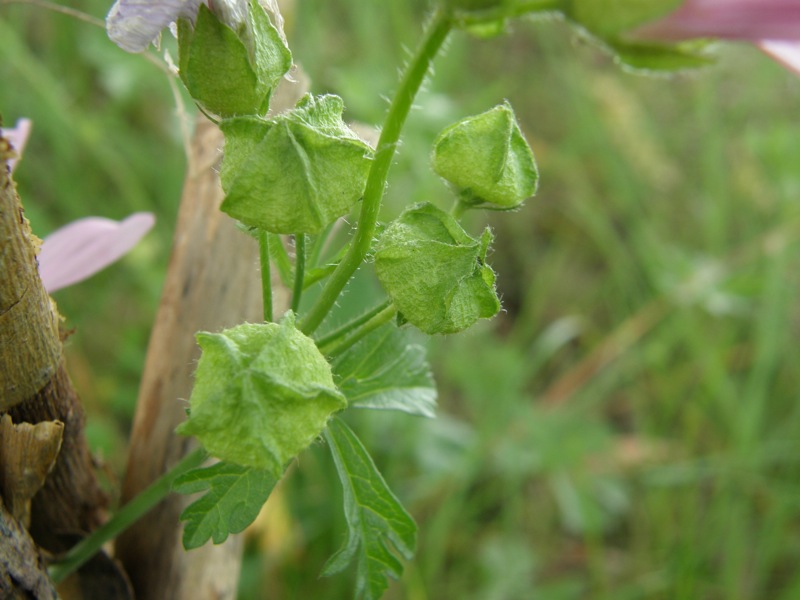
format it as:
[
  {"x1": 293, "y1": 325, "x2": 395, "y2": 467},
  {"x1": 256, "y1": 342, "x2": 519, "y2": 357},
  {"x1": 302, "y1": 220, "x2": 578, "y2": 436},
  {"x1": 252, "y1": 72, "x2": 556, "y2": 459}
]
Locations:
[{"x1": 322, "y1": 417, "x2": 417, "y2": 600}]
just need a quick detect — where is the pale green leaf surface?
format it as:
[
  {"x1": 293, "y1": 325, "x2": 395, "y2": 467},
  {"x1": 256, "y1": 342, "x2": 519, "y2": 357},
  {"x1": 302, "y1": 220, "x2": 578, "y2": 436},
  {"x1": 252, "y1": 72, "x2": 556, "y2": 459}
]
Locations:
[
  {"x1": 220, "y1": 94, "x2": 373, "y2": 234},
  {"x1": 175, "y1": 462, "x2": 277, "y2": 550},
  {"x1": 332, "y1": 324, "x2": 436, "y2": 417},
  {"x1": 322, "y1": 418, "x2": 417, "y2": 600},
  {"x1": 432, "y1": 102, "x2": 537, "y2": 209},
  {"x1": 177, "y1": 1, "x2": 290, "y2": 117},
  {"x1": 374, "y1": 203, "x2": 500, "y2": 334},
  {"x1": 610, "y1": 41, "x2": 714, "y2": 72},
  {"x1": 177, "y1": 313, "x2": 346, "y2": 473}
]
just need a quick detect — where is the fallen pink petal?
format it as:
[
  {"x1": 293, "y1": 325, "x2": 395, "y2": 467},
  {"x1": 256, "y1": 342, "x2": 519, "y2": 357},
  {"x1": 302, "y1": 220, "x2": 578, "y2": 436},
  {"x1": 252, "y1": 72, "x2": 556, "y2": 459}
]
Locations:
[
  {"x1": 759, "y1": 40, "x2": 800, "y2": 76},
  {"x1": 1, "y1": 118, "x2": 32, "y2": 174},
  {"x1": 38, "y1": 212, "x2": 156, "y2": 292}
]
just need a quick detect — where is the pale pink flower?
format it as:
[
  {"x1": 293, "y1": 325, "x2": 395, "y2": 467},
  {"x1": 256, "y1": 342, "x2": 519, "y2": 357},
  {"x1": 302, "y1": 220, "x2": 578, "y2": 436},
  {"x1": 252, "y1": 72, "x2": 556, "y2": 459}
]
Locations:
[
  {"x1": 635, "y1": 0, "x2": 800, "y2": 75},
  {"x1": 758, "y1": 41, "x2": 800, "y2": 76},
  {"x1": 106, "y1": 0, "x2": 285, "y2": 53},
  {"x1": 39, "y1": 213, "x2": 156, "y2": 292},
  {"x1": 1, "y1": 118, "x2": 32, "y2": 174}
]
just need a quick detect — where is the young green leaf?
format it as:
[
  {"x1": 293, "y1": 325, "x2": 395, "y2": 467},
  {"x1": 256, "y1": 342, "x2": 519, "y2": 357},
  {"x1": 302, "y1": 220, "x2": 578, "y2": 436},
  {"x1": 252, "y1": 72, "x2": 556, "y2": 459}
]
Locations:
[
  {"x1": 432, "y1": 102, "x2": 537, "y2": 210},
  {"x1": 331, "y1": 324, "x2": 436, "y2": 418},
  {"x1": 322, "y1": 418, "x2": 417, "y2": 600},
  {"x1": 178, "y1": 0, "x2": 291, "y2": 117},
  {"x1": 374, "y1": 202, "x2": 501, "y2": 334},
  {"x1": 219, "y1": 94, "x2": 373, "y2": 234},
  {"x1": 561, "y1": 0, "x2": 713, "y2": 72},
  {"x1": 174, "y1": 462, "x2": 278, "y2": 550},
  {"x1": 176, "y1": 312, "x2": 347, "y2": 474}
]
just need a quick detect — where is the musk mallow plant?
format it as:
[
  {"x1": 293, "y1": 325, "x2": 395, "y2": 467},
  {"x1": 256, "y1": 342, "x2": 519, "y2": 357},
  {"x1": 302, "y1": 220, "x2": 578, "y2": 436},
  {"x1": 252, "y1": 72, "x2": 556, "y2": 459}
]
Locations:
[{"x1": 45, "y1": 0, "x2": 800, "y2": 597}]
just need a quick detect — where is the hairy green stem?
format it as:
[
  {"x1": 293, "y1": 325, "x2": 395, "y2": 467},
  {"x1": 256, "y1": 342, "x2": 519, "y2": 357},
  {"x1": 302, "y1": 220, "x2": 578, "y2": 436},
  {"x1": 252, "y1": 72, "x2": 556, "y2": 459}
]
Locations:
[
  {"x1": 48, "y1": 448, "x2": 207, "y2": 584},
  {"x1": 319, "y1": 304, "x2": 397, "y2": 357},
  {"x1": 292, "y1": 234, "x2": 307, "y2": 312},
  {"x1": 299, "y1": 9, "x2": 452, "y2": 334},
  {"x1": 268, "y1": 232, "x2": 293, "y2": 288},
  {"x1": 259, "y1": 230, "x2": 273, "y2": 322}
]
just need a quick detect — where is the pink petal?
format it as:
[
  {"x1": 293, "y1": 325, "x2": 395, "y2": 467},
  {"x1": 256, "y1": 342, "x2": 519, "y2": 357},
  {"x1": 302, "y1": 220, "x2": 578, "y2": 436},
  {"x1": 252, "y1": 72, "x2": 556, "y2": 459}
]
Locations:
[
  {"x1": 39, "y1": 213, "x2": 156, "y2": 292},
  {"x1": 1, "y1": 118, "x2": 33, "y2": 174},
  {"x1": 636, "y1": 0, "x2": 800, "y2": 42},
  {"x1": 759, "y1": 40, "x2": 800, "y2": 75},
  {"x1": 106, "y1": 0, "x2": 204, "y2": 53}
]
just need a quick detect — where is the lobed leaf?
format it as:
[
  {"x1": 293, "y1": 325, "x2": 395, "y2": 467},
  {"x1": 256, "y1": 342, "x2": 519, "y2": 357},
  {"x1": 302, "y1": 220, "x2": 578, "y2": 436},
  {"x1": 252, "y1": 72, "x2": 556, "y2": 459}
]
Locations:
[
  {"x1": 332, "y1": 324, "x2": 437, "y2": 418},
  {"x1": 175, "y1": 462, "x2": 277, "y2": 550},
  {"x1": 322, "y1": 418, "x2": 417, "y2": 600}
]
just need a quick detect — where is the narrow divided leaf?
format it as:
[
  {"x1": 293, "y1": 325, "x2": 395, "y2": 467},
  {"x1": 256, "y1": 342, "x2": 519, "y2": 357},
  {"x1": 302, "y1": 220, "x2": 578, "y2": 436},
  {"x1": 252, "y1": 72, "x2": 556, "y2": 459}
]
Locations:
[
  {"x1": 332, "y1": 324, "x2": 436, "y2": 418},
  {"x1": 175, "y1": 462, "x2": 278, "y2": 550},
  {"x1": 322, "y1": 418, "x2": 416, "y2": 600}
]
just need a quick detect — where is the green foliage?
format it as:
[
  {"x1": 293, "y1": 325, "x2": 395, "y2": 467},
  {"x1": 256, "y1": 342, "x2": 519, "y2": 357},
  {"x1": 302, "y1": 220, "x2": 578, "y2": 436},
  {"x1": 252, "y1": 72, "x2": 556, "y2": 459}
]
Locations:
[
  {"x1": 177, "y1": 0, "x2": 291, "y2": 117},
  {"x1": 375, "y1": 203, "x2": 500, "y2": 334},
  {"x1": 322, "y1": 417, "x2": 417, "y2": 600},
  {"x1": 176, "y1": 313, "x2": 346, "y2": 473},
  {"x1": 10, "y1": 0, "x2": 800, "y2": 598},
  {"x1": 174, "y1": 462, "x2": 277, "y2": 549},
  {"x1": 432, "y1": 102, "x2": 538, "y2": 209},
  {"x1": 219, "y1": 94, "x2": 373, "y2": 233},
  {"x1": 332, "y1": 324, "x2": 437, "y2": 417}
]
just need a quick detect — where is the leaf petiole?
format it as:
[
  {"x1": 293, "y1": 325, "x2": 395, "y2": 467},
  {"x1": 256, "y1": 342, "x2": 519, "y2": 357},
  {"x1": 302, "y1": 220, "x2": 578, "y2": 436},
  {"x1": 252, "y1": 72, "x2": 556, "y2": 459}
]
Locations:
[
  {"x1": 314, "y1": 298, "x2": 393, "y2": 349},
  {"x1": 48, "y1": 448, "x2": 207, "y2": 584},
  {"x1": 291, "y1": 234, "x2": 306, "y2": 312},
  {"x1": 258, "y1": 229, "x2": 273, "y2": 322},
  {"x1": 318, "y1": 303, "x2": 397, "y2": 357}
]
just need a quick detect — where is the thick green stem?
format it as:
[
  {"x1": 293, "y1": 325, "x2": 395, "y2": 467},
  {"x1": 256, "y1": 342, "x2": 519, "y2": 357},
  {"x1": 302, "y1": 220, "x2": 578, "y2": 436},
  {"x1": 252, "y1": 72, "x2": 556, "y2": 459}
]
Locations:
[
  {"x1": 299, "y1": 9, "x2": 452, "y2": 335},
  {"x1": 291, "y1": 234, "x2": 306, "y2": 313},
  {"x1": 259, "y1": 230, "x2": 273, "y2": 322},
  {"x1": 48, "y1": 448, "x2": 207, "y2": 584},
  {"x1": 319, "y1": 304, "x2": 397, "y2": 357}
]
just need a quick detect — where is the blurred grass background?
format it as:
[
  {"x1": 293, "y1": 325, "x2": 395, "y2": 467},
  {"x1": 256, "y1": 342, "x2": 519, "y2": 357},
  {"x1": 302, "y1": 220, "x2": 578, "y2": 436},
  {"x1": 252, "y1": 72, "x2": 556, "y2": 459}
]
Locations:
[{"x1": 3, "y1": 0, "x2": 800, "y2": 598}]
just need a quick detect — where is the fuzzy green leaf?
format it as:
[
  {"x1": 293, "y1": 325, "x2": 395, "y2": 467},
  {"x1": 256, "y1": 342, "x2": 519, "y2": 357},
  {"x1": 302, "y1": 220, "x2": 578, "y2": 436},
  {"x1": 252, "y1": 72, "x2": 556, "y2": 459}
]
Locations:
[
  {"x1": 220, "y1": 94, "x2": 373, "y2": 234},
  {"x1": 178, "y1": 1, "x2": 290, "y2": 117},
  {"x1": 177, "y1": 312, "x2": 347, "y2": 473},
  {"x1": 322, "y1": 418, "x2": 416, "y2": 600},
  {"x1": 565, "y1": 0, "x2": 682, "y2": 39},
  {"x1": 175, "y1": 462, "x2": 277, "y2": 549},
  {"x1": 374, "y1": 203, "x2": 500, "y2": 334},
  {"x1": 332, "y1": 324, "x2": 436, "y2": 418},
  {"x1": 432, "y1": 102, "x2": 537, "y2": 209}
]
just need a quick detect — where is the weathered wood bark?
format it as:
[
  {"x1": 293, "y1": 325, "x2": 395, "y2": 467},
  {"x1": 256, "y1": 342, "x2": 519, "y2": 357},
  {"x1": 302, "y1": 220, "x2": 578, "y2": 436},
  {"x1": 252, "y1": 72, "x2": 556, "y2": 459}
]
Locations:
[
  {"x1": 1, "y1": 131, "x2": 108, "y2": 590},
  {"x1": 114, "y1": 112, "x2": 295, "y2": 598},
  {"x1": 0, "y1": 499, "x2": 58, "y2": 600},
  {"x1": 0, "y1": 136, "x2": 60, "y2": 410}
]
